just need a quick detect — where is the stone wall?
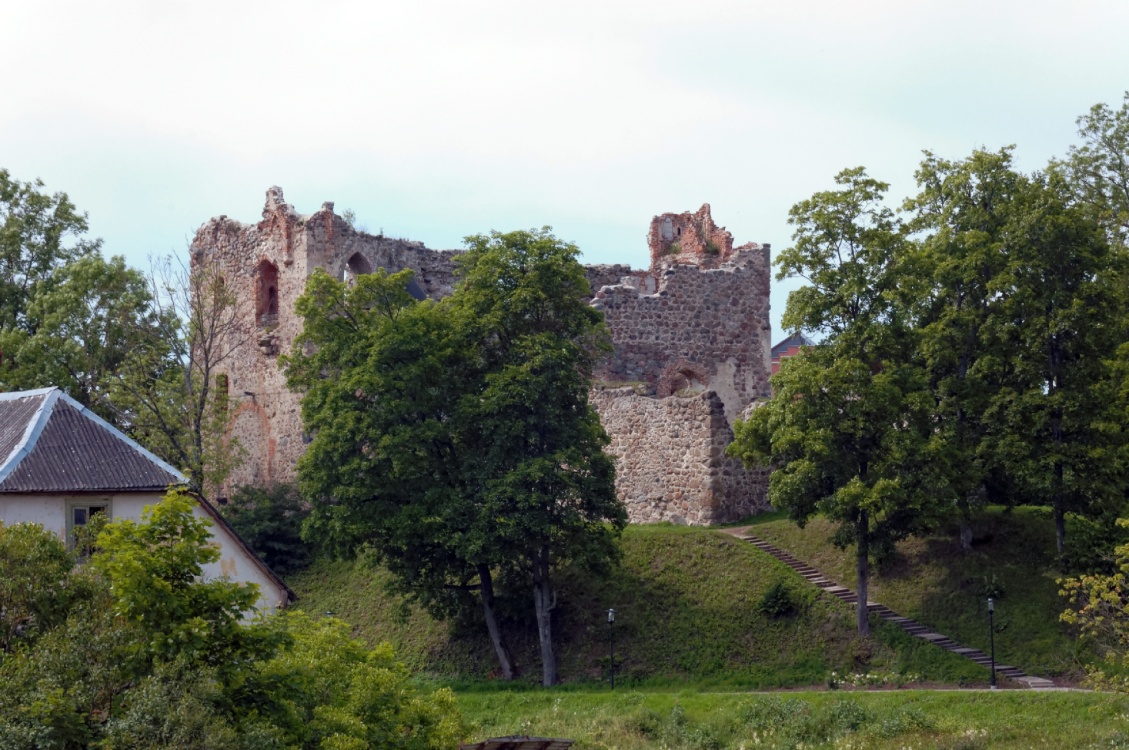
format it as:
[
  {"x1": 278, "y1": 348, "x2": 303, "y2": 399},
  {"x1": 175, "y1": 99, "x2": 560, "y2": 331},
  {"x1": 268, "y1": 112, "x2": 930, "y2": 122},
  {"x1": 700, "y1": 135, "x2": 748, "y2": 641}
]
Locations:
[
  {"x1": 590, "y1": 245, "x2": 773, "y2": 422},
  {"x1": 190, "y1": 189, "x2": 773, "y2": 525},
  {"x1": 190, "y1": 187, "x2": 460, "y2": 496},
  {"x1": 590, "y1": 387, "x2": 770, "y2": 524}
]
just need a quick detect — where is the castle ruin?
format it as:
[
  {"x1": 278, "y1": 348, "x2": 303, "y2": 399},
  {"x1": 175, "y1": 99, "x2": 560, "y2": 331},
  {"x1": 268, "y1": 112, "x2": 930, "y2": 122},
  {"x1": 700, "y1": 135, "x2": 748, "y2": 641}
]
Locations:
[{"x1": 190, "y1": 188, "x2": 772, "y2": 525}]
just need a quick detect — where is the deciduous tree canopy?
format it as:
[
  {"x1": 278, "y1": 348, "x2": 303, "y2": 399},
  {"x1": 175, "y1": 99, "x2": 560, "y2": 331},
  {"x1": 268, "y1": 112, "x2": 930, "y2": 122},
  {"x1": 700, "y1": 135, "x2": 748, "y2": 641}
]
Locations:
[{"x1": 285, "y1": 228, "x2": 625, "y2": 685}]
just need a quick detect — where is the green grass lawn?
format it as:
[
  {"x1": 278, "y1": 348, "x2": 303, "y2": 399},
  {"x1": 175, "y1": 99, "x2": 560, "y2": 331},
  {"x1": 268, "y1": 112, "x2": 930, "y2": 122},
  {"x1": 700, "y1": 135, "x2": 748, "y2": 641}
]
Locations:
[
  {"x1": 455, "y1": 688, "x2": 1129, "y2": 750},
  {"x1": 289, "y1": 524, "x2": 985, "y2": 687},
  {"x1": 745, "y1": 507, "x2": 1094, "y2": 680}
]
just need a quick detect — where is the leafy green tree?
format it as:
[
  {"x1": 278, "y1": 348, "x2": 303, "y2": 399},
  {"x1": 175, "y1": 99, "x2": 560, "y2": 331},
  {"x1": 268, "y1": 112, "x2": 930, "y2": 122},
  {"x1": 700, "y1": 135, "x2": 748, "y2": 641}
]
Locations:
[
  {"x1": 282, "y1": 267, "x2": 518, "y2": 676},
  {"x1": 0, "y1": 522, "x2": 78, "y2": 653},
  {"x1": 1054, "y1": 91, "x2": 1129, "y2": 246},
  {"x1": 0, "y1": 172, "x2": 241, "y2": 495},
  {"x1": 729, "y1": 168, "x2": 940, "y2": 636},
  {"x1": 0, "y1": 169, "x2": 101, "y2": 334},
  {"x1": 0, "y1": 255, "x2": 169, "y2": 425},
  {"x1": 451, "y1": 229, "x2": 624, "y2": 685},
  {"x1": 980, "y1": 170, "x2": 1126, "y2": 563},
  {"x1": 286, "y1": 229, "x2": 624, "y2": 685},
  {"x1": 0, "y1": 493, "x2": 465, "y2": 749},
  {"x1": 224, "y1": 483, "x2": 313, "y2": 575},
  {"x1": 0, "y1": 491, "x2": 267, "y2": 746},
  {"x1": 904, "y1": 148, "x2": 1027, "y2": 551},
  {"x1": 92, "y1": 488, "x2": 282, "y2": 672}
]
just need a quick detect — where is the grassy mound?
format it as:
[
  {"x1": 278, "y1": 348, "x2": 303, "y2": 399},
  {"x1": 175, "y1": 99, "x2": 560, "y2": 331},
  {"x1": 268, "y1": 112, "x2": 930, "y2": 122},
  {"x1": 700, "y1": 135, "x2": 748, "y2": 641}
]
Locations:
[
  {"x1": 747, "y1": 507, "x2": 1092, "y2": 679},
  {"x1": 288, "y1": 525, "x2": 983, "y2": 686}
]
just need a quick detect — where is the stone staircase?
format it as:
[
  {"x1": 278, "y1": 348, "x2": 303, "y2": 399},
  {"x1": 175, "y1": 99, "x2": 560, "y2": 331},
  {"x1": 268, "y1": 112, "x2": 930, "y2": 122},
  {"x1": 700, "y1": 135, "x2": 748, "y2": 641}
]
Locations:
[{"x1": 723, "y1": 527, "x2": 1057, "y2": 689}]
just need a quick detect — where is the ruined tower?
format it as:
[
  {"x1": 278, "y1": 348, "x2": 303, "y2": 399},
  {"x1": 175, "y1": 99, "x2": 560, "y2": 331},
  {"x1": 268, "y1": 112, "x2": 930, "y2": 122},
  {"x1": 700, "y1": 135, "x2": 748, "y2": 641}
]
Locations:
[
  {"x1": 587, "y1": 205, "x2": 773, "y2": 523},
  {"x1": 191, "y1": 190, "x2": 772, "y2": 523}
]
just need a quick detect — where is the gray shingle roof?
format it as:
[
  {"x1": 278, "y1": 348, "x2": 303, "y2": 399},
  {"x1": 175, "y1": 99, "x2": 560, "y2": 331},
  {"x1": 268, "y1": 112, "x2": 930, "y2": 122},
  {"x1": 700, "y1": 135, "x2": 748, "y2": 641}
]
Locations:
[
  {"x1": 0, "y1": 388, "x2": 185, "y2": 493},
  {"x1": 0, "y1": 390, "x2": 50, "y2": 472},
  {"x1": 771, "y1": 332, "x2": 815, "y2": 356}
]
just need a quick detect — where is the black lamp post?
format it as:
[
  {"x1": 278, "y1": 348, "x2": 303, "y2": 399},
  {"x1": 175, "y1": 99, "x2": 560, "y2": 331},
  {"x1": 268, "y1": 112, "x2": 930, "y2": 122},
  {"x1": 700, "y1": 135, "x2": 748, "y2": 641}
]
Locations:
[
  {"x1": 608, "y1": 608, "x2": 616, "y2": 690},
  {"x1": 988, "y1": 597, "x2": 997, "y2": 690}
]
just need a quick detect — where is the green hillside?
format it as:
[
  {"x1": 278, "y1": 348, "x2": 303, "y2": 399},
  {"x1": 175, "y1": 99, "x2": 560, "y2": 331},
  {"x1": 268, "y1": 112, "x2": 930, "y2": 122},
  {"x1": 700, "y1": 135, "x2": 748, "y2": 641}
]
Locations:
[
  {"x1": 747, "y1": 507, "x2": 1095, "y2": 679},
  {"x1": 288, "y1": 524, "x2": 988, "y2": 687}
]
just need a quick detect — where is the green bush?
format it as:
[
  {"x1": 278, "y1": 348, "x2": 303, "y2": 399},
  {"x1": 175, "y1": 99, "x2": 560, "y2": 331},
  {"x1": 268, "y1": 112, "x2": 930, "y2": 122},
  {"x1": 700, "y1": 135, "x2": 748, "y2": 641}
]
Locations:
[
  {"x1": 0, "y1": 522, "x2": 80, "y2": 652},
  {"x1": 0, "y1": 494, "x2": 464, "y2": 749},
  {"x1": 224, "y1": 483, "x2": 313, "y2": 575},
  {"x1": 757, "y1": 581, "x2": 798, "y2": 618}
]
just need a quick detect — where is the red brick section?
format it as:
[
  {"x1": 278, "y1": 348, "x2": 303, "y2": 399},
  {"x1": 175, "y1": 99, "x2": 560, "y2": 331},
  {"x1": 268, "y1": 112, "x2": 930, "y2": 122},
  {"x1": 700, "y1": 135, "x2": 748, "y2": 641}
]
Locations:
[
  {"x1": 721, "y1": 527, "x2": 1057, "y2": 689},
  {"x1": 647, "y1": 204, "x2": 738, "y2": 269},
  {"x1": 771, "y1": 345, "x2": 805, "y2": 374}
]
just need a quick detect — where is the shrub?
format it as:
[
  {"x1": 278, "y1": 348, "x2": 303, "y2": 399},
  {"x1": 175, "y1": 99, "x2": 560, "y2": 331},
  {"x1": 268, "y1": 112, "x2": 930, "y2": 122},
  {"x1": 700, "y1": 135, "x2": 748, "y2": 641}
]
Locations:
[
  {"x1": 825, "y1": 699, "x2": 870, "y2": 731},
  {"x1": 0, "y1": 494, "x2": 464, "y2": 749},
  {"x1": 224, "y1": 483, "x2": 313, "y2": 574},
  {"x1": 757, "y1": 581, "x2": 798, "y2": 618},
  {"x1": 0, "y1": 522, "x2": 77, "y2": 652}
]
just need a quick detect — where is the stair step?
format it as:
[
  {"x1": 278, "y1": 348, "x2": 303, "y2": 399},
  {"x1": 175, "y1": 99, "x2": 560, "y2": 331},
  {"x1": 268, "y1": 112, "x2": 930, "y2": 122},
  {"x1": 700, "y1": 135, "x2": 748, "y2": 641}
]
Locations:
[{"x1": 728, "y1": 532, "x2": 1054, "y2": 689}]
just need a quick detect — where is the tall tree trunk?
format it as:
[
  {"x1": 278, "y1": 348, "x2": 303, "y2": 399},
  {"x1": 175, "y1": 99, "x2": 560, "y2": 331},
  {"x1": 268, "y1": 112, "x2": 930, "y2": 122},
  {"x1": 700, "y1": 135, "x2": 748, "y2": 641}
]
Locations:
[
  {"x1": 856, "y1": 511, "x2": 871, "y2": 637},
  {"x1": 1053, "y1": 399, "x2": 1067, "y2": 565},
  {"x1": 478, "y1": 564, "x2": 515, "y2": 680},
  {"x1": 532, "y1": 547, "x2": 557, "y2": 686},
  {"x1": 1053, "y1": 459, "x2": 1067, "y2": 565},
  {"x1": 958, "y1": 495, "x2": 974, "y2": 553},
  {"x1": 1053, "y1": 501, "x2": 1066, "y2": 560},
  {"x1": 1047, "y1": 397, "x2": 1065, "y2": 562}
]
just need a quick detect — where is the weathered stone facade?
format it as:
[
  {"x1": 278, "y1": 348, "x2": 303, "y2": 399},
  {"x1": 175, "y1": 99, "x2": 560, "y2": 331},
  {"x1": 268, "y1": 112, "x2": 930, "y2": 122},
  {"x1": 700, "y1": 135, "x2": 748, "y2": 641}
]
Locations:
[
  {"x1": 589, "y1": 387, "x2": 770, "y2": 525},
  {"x1": 191, "y1": 190, "x2": 772, "y2": 524}
]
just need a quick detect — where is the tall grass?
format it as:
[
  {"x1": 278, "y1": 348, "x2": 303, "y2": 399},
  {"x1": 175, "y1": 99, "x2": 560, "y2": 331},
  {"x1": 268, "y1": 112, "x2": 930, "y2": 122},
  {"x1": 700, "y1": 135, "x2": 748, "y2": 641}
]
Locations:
[{"x1": 457, "y1": 689, "x2": 1129, "y2": 750}]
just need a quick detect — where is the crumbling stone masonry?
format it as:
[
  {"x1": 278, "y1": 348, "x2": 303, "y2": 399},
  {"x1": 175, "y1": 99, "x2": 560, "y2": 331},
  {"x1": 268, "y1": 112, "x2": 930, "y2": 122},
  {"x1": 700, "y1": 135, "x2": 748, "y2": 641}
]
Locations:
[{"x1": 191, "y1": 189, "x2": 771, "y2": 524}]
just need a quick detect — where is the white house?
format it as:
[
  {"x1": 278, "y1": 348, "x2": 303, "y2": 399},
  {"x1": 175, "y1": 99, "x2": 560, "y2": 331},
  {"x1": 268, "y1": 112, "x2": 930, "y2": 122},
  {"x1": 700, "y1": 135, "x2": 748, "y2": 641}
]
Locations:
[{"x1": 0, "y1": 387, "x2": 294, "y2": 612}]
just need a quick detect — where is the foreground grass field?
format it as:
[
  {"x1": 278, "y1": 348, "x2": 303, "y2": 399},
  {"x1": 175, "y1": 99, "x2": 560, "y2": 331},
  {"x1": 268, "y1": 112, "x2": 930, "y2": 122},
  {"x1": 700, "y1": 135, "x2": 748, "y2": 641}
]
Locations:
[
  {"x1": 289, "y1": 525, "x2": 987, "y2": 686},
  {"x1": 456, "y1": 689, "x2": 1129, "y2": 750}
]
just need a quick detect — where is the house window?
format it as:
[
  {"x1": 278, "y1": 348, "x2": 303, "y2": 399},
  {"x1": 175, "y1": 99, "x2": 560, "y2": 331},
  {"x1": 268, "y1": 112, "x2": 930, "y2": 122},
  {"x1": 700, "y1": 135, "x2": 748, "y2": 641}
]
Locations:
[{"x1": 66, "y1": 500, "x2": 110, "y2": 548}]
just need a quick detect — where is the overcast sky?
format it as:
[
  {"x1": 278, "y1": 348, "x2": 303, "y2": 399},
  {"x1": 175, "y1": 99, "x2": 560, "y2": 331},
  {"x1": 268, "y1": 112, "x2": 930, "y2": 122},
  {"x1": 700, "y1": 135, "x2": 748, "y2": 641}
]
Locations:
[{"x1": 4, "y1": 0, "x2": 1127, "y2": 339}]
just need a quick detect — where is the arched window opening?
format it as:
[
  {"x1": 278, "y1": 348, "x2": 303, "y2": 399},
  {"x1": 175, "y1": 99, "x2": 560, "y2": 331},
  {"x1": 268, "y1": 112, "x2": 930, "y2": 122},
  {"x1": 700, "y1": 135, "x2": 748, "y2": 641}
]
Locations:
[
  {"x1": 657, "y1": 361, "x2": 710, "y2": 398},
  {"x1": 256, "y1": 259, "x2": 279, "y2": 327},
  {"x1": 343, "y1": 253, "x2": 373, "y2": 286}
]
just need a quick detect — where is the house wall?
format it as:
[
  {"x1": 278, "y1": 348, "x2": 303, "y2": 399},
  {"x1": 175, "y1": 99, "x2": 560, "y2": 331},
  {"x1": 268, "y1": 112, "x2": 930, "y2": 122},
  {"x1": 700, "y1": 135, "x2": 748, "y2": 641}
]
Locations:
[{"x1": 0, "y1": 492, "x2": 288, "y2": 612}]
